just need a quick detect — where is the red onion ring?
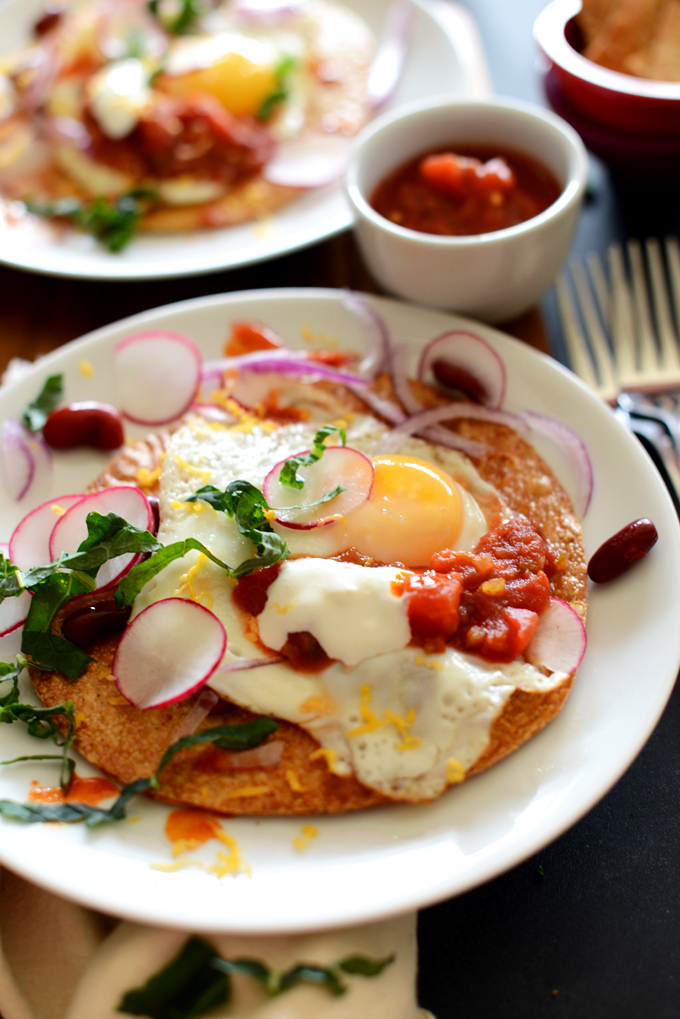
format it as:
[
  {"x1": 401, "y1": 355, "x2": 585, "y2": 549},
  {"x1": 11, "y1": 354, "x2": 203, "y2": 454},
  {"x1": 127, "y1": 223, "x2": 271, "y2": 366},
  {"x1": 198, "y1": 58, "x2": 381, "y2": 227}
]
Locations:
[
  {"x1": 341, "y1": 290, "x2": 393, "y2": 379},
  {"x1": 215, "y1": 656, "x2": 285, "y2": 674},
  {"x1": 523, "y1": 411, "x2": 593, "y2": 518}
]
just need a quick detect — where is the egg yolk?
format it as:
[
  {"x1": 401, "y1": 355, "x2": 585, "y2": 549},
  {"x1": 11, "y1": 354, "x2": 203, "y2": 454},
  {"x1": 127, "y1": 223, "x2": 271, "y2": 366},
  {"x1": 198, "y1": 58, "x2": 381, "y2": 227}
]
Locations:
[
  {"x1": 161, "y1": 34, "x2": 279, "y2": 117},
  {"x1": 341, "y1": 455, "x2": 464, "y2": 567}
]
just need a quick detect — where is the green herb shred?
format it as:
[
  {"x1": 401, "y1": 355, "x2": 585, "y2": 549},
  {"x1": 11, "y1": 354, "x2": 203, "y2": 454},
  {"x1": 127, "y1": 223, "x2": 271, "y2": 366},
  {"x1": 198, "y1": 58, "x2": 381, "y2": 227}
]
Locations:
[{"x1": 22, "y1": 374, "x2": 63, "y2": 433}]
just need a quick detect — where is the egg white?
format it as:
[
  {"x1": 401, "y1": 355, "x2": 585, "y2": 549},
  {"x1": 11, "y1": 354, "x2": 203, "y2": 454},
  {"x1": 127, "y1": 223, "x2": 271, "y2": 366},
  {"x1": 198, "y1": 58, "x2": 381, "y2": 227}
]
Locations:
[{"x1": 132, "y1": 412, "x2": 569, "y2": 802}]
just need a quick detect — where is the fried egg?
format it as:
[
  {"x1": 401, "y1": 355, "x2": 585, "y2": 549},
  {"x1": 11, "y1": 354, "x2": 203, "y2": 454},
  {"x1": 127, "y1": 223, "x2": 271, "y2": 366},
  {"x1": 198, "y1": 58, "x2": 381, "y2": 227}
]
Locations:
[{"x1": 132, "y1": 411, "x2": 569, "y2": 802}]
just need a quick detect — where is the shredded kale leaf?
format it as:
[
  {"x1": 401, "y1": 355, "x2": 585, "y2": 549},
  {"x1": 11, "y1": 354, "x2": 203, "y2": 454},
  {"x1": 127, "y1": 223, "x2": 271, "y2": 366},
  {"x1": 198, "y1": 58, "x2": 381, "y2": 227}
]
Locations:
[
  {"x1": 186, "y1": 480, "x2": 289, "y2": 576},
  {"x1": 148, "y1": 0, "x2": 203, "y2": 35},
  {"x1": 25, "y1": 191, "x2": 155, "y2": 252},
  {"x1": 278, "y1": 424, "x2": 346, "y2": 490},
  {"x1": 0, "y1": 715, "x2": 278, "y2": 828},
  {"x1": 22, "y1": 374, "x2": 63, "y2": 433},
  {"x1": 117, "y1": 936, "x2": 395, "y2": 1017},
  {"x1": 258, "y1": 55, "x2": 297, "y2": 122},
  {"x1": 0, "y1": 656, "x2": 77, "y2": 790}
]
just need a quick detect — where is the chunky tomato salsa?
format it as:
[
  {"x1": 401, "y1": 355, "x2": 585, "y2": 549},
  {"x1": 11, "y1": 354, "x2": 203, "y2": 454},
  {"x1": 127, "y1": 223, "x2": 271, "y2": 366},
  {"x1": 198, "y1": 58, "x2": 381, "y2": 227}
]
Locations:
[{"x1": 370, "y1": 145, "x2": 562, "y2": 236}]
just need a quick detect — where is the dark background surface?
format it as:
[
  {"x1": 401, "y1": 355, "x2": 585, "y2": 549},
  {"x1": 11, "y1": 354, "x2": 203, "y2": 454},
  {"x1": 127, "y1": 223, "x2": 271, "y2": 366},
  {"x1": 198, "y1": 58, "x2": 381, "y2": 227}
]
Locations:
[{"x1": 417, "y1": 3, "x2": 680, "y2": 1017}]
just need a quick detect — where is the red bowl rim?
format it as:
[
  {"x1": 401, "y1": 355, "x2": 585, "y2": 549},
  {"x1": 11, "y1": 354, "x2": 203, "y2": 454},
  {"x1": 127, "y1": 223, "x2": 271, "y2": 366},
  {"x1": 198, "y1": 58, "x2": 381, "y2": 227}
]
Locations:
[{"x1": 534, "y1": 0, "x2": 680, "y2": 100}]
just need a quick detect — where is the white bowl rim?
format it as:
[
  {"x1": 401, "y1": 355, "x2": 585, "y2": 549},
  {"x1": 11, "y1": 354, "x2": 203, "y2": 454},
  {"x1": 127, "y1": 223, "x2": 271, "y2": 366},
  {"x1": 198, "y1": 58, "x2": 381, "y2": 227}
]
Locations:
[
  {"x1": 345, "y1": 94, "x2": 588, "y2": 248},
  {"x1": 534, "y1": 0, "x2": 680, "y2": 100}
]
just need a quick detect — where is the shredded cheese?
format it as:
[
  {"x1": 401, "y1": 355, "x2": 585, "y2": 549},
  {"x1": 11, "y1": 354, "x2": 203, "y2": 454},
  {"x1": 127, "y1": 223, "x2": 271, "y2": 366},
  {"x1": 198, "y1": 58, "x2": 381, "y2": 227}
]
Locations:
[
  {"x1": 50, "y1": 504, "x2": 68, "y2": 516},
  {"x1": 224, "y1": 784, "x2": 271, "y2": 799},
  {"x1": 293, "y1": 824, "x2": 319, "y2": 852},
  {"x1": 78, "y1": 359, "x2": 94, "y2": 378},
  {"x1": 285, "y1": 769, "x2": 304, "y2": 793},
  {"x1": 446, "y1": 758, "x2": 466, "y2": 784},
  {"x1": 347, "y1": 686, "x2": 421, "y2": 751},
  {"x1": 299, "y1": 695, "x2": 335, "y2": 716},
  {"x1": 414, "y1": 654, "x2": 444, "y2": 672},
  {"x1": 135, "y1": 465, "x2": 162, "y2": 489},
  {"x1": 309, "y1": 746, "x2": 338, "y2": 773},
  {"x1": 150, "y1": 858, "x2": 206, "y2": 873},
  {"x1": 209, "y1": 830, "x2": 251, "y2": 878}
]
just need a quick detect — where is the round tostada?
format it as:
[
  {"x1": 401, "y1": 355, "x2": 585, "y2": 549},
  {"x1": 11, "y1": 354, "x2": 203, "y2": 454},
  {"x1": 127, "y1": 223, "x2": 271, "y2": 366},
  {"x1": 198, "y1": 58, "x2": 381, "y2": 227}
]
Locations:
[{"x1": 25, "y1": 323, "x2": 588, "y2": 817}]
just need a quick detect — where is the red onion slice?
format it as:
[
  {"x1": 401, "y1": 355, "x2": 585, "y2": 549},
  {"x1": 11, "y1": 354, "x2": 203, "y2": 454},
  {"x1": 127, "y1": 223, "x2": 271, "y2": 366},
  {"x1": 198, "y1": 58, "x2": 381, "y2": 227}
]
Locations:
[
  {"x1": 190, "y1": 403, "x2": 236, "y2": 425},
  {"x1": 341, "y1": 290, "x2": 393, "y2": 379},
  {"x1": 215, "y1": 656, "x2": 284, "y2": 674},
  {"x1": 368, "y1": 0, "x2": 414, "y2": 110},
  {"x1": 378, "y1": 402, "x2": 526, "y2": 457},
  {"x1": 233, "y1": 0, "x2": 306, "y2": 23},
  {"x1": 346, "y1": 383, "x2": 406, "y2": 426},
  {"x1": 113, "y1": 598, "x2": 226, "y2": 710},
  {"x1": 114, "y1": 330, "x2": 202, "y2": 426},
  {"x1": 525, "y1": 598, "x2": 587, "y2": 675},
  {"x1": 417, "y1": 331, "x2": 507, "y2": 409},
  {"x1": 264, "y1": 445, "x2": 374, "y2": 528},
  {"x1": 523, "y1": 411, "x2": 593, "y2": 518},
  {"x1": 1, "y1": 421, "x2": 53, "y2": 504},
  {"x1": 174, "y1": 687, "x2": 220, "y2": 739},
  {"x1": 216, "y1": 740, "x2": 284, "y2": 769},
  {"x1": 263, "y1": 134, "x2": 353, "y2": 189}
]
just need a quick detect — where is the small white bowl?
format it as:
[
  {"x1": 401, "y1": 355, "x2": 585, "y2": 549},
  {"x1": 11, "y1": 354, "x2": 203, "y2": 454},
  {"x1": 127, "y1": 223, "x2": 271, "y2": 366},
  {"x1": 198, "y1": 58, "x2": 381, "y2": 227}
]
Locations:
[{"x1": 345, "y1": 95, "x2": 588, "y2": 324}]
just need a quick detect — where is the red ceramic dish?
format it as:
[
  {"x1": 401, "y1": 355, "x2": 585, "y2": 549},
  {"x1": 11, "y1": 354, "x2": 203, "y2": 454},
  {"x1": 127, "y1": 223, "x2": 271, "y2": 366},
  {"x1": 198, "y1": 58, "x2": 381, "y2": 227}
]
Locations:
[{"x1": 533, "y1": 0, "x2": 680, "y2": 137}]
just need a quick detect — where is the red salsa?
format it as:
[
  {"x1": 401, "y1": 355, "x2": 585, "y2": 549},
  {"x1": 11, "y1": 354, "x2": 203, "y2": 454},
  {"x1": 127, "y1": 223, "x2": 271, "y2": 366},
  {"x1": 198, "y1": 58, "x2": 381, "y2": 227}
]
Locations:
[{"x1": 370, "y1": 145, "x2": 562, "y2": 237}]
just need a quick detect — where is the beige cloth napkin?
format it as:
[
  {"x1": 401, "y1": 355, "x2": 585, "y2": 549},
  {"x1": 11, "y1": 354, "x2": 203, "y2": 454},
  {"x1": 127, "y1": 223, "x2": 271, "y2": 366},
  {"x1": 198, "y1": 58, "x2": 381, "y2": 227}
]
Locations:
[{"x1": 0, "y1": 867, "x2": 432, "y2": 1019}]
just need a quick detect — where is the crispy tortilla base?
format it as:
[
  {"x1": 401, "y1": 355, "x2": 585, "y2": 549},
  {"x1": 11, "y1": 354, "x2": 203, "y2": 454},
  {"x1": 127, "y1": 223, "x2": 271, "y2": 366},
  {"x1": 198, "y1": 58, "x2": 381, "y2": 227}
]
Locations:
[{"x1": 30, "y1": 389, "x2": 587, "y2": 815}]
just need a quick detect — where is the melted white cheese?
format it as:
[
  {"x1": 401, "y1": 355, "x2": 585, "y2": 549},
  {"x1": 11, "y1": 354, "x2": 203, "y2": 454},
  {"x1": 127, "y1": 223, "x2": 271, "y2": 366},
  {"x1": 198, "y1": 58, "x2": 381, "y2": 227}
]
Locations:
[
  {"x1": 258, "y1": 558, "x2": 411, "y2": 665},
  {"x1": 87, "y1": 59, "x2": 152, "y2": 139},
  {"x1": 132, "y1": 413, "x2": 566, "y2": 801}
]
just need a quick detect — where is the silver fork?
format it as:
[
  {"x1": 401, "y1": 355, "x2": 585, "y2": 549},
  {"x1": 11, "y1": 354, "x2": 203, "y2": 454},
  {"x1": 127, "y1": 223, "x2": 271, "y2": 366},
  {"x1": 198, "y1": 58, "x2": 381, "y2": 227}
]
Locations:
[{"x1": 555, "y1": 237, "x2": 680, "y2": 499}]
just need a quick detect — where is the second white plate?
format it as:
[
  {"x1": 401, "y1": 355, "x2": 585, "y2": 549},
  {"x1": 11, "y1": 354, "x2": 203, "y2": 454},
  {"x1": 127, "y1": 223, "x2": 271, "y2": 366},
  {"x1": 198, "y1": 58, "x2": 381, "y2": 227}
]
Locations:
[{"x1": 0, "y1": 0, "x2": 490, "y2": 280}]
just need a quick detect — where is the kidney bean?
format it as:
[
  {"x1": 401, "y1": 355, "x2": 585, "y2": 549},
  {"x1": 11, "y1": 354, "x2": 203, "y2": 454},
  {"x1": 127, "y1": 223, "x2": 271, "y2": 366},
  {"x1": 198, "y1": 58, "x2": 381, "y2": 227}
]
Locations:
[
  {"x1": 147, "y1": 495, "x2": 160, "y2": 535},
  {"x1": 432, "y1": 358, "x2": 486, "y2": 403},
  {"x1": 587, "y1": 518, "x2": 658, "y2": 584},
  {"x1": 62, "y1": 600, "x2": 131, "y2": 646},
  {"x1": 43, "y1": 402, "x2": 124, "y2": 450}
]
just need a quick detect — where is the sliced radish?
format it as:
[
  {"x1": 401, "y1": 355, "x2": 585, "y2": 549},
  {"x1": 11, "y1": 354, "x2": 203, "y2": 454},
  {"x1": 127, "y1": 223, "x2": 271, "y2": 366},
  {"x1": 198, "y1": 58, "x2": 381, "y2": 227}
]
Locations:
[
  {"x1": 216, "y1": 740, "x2": 284, "y2": 769},
  {"x1": 525, "y1": 598, "x2": 587, "y2": 675},
  {"x1": 9, "y1": 494, "x2": 85, "y2": 571},
  {"x1": 417, "y1": 331, "x2": 507, "y2": 409},
  {"x1": 263, "y1": 134, "x2": 353, "y2": 188},
  {"x1": 264, "y1": 446, "x2": 374, "y2": 528},
  {"x1": 114, "y1": 330, "x2": 202, "y2": 426},
  {"x1": 0, "y1": 541, "x2": 30, "y2": 636},
  {"x1": 233, "y1": 0, "x2": 305, "y2": 22},
  {"x1": 49, "y1": 486, "x2": 153, "y2": 590},
  {"x1": 523, "y1": 411, "x2": 593, "y2": 519},
  {"x1": 113, "y1": 598, "x2": 226, "y2": 710},
  {"x1": 1, "y1": 420, "x2": 53, "y2": 503}
]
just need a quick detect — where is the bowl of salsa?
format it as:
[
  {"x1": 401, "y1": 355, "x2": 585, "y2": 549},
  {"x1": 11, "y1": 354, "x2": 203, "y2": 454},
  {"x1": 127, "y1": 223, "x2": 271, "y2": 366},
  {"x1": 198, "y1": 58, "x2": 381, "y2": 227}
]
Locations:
[{"x1": 345, "y1": 96, "x2": 588, "y2": 323}]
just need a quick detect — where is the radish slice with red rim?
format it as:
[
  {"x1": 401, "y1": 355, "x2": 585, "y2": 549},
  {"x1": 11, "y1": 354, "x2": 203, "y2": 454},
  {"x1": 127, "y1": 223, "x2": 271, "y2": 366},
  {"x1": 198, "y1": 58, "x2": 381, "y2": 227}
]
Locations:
[
  {"x1": 1, "y1": 420, "x2": 53, "y2": 503},
  {"x1": 525, "y1": 597, "x2": 587, "y2": 675},
  {"x1": 523, "y1": 411, "x2": 593, "y2": 518},
  {"x1": 114, "y1": 330, "x2": 202, "y2": 426},
  {"x1": 113, "y1": 598, "x2": 226, "y2": 710},
  {"x1": 0, "y1": 542, "x2": 30, "y2": 637},
  {"x1": 49, "y1": 486, "x2": 153, "y2": 590},
  {"x1": 263, "y1": 134, "x2": 353, "y2": 188},
  {"x1": 9, "y1": 493, "x2": 85, "y2": 571},
  {"x1": 417, "y1": 331, "x2": 507, "y2": 409},
  {"x1": 263, "y1": 446, "x2": 374, "y2": 528}
]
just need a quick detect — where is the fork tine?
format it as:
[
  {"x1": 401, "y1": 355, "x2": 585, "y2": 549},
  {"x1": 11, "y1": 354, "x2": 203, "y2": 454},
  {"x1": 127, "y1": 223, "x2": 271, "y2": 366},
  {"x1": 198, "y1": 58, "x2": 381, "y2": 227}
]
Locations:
[
  {"x1": 628, "y1": 238, "x2": 660, "y2": 376},
  {"x1": 555, "y1": 272, "x2": 602, "y2": 395},
  {"x1": 608, "y1": 243, "x2": 638, "y2": 385},
  {"x1": 665, "y1": 236, "x2": 680, "y2": 333},
  {"x1": 570, "y1": 258, "x2": 618, "y2": 397},
  {"x1": 645, "y1": 238, "x2": 680, "y2": 370},
  {"x1": 586, "y1": 251, "x2": 611, "y2": 328}
]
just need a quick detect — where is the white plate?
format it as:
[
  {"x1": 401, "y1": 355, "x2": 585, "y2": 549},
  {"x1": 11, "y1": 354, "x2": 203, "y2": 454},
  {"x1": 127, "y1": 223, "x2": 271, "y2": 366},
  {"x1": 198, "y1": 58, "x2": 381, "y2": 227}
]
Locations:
[
  {"x1": 0, "y1": 0, "x2": 490, "y2": 281},
  {"x1": 0, "y1": 289, "x2": 679, "y2": 934}
]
